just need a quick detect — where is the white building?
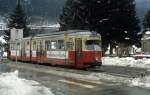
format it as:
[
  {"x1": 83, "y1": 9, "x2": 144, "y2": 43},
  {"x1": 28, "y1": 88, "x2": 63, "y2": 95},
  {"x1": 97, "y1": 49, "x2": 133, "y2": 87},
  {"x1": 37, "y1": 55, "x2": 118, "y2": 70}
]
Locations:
[
  {"x1": 10, "y1": 28, "x2": 23, "y2": 41},
  {"x1": 141, "y1": 31, "x2": 150, "y2": 54},
  {"x1": 0, "y1": 23, "x2": 7, "y2": 31}
]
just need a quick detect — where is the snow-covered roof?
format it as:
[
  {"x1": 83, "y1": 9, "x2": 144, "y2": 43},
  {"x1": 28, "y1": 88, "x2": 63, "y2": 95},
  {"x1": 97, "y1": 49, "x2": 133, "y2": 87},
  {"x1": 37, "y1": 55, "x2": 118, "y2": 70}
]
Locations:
[{"x1": 16, "y1": 30, "x2": 101, "y2": 41}]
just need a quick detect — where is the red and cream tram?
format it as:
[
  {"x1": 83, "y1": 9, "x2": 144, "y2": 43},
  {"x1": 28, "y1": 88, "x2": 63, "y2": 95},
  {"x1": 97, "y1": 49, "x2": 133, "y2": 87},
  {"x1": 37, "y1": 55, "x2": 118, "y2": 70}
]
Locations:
[{"x1": 9, "y1": 30, "x2": 102, "y2": 68}]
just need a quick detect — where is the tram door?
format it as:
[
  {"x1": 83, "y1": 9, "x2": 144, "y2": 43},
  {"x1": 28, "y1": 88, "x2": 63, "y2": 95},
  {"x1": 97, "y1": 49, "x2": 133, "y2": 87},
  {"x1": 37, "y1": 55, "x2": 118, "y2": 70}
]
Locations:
[
  {"x1": 75, "y1": 38, "x2": 83, "y2": 65},
  {"x1": 37, "y1": 40, "x2": 42, "y2": 63}
]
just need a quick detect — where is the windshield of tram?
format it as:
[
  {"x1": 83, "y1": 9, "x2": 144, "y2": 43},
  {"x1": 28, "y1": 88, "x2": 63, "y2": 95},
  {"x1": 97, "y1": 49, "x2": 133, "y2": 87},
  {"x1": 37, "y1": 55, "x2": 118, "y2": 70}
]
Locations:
[{"x1": 85, "y1": 40, "x2": 101, "y2": 51}]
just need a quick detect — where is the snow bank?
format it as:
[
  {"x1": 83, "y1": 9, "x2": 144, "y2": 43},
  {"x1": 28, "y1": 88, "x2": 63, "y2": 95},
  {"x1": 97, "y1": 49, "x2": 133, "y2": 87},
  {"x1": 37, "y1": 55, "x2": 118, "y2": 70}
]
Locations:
[
  {"x1": 130, "y1": 76, "x2": 150, "y2": 88},
  {"x1": 102, "y1": 57, "x2": 150, "y2": 68},
  {"x1": 0, "y1": 36, "x2": 6, "y2": 44},
  {"x1": 0, "y1": 71, "x2": 55, "y2": 95}
]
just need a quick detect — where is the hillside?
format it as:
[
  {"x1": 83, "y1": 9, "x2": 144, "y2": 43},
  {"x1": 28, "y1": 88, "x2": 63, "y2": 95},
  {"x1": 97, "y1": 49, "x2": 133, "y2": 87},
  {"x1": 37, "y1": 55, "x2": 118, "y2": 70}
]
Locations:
[
  {"x1": 0, "y1": 0, "x2": 149, "y2": 24},
  {"x1": 0, "y1": 0, "x2": 66, "y2": 24}
]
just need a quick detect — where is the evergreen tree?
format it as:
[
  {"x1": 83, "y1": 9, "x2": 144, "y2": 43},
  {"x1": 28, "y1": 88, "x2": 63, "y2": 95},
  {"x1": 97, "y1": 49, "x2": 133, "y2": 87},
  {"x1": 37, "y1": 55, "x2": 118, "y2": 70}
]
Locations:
[
  {"x1": 59, "y1": 0, "x2": 108, "y2": 31},
  {"x1": 143, "y1": 10, "x2": 150, "y2": 32},
  {"x1": 59, "y1": 0, "x2": 88, "y2": 30},
  {"x1": 8, "y1": 0, "x2": 29, "y2": 37},
  {"x1": 105, "y1": 0, "x2": 141, "y2": 45},
  {"x1": 107, "y1": 0, "x2": 141, "y2": 54},
  {"x1": 60, "y1": 0, "x2": 141, "y2": 53}
]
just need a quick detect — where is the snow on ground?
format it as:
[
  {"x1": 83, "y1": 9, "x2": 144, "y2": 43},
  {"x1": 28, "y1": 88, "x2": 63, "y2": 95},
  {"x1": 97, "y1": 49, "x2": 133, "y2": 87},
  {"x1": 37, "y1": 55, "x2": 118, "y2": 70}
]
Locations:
[
  {"x1": 102, "y1": 57, "x2": 150, "y2": 69},
  {"x1": 130, "y1": 76, "x2": 150, "y2": 88},
  {"x1": 102, "y1": 57, "x2": 150, "y2": 88},
  {"x1": 0, "y1": 70, "x2": 55, "y2": 95}
]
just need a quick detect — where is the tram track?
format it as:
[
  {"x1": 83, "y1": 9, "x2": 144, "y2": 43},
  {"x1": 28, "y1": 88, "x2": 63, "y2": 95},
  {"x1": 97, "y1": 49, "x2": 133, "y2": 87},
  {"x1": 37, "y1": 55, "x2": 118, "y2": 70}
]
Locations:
[{"x1": 4, "y1": 60, "x2": 150, "y2": 79}]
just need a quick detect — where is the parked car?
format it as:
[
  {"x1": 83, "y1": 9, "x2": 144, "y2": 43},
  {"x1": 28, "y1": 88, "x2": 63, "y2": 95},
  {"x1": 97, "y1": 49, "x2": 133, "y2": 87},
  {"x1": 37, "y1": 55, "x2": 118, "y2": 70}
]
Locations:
[{"x1": 132, "y1": 52, "x2": 150, "y2": 59}]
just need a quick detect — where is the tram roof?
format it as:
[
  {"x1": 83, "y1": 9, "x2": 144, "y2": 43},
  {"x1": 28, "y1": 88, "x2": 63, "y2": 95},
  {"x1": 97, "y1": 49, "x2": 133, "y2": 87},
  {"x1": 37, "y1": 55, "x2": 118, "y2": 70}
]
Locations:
[
  {"x1": 37, "y1": 30, "x2": 100, "y2": 37},
  {"x1": 21, "y1": 30, "x2": 101, "y2": 40}
]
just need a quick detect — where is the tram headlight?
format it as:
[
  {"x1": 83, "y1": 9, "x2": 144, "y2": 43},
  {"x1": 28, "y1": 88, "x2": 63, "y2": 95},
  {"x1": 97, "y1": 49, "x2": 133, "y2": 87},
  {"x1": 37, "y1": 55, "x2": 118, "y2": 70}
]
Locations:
[{"x1": 96, "y1": 58, "x2": 99, "y2": 61}]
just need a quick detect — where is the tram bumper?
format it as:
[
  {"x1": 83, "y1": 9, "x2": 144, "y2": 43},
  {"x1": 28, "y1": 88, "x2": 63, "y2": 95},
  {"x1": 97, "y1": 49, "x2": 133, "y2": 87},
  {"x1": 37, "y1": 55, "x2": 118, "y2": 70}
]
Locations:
[{"x1": 84, "y1": 61, "x2": 102, "y2": 67}]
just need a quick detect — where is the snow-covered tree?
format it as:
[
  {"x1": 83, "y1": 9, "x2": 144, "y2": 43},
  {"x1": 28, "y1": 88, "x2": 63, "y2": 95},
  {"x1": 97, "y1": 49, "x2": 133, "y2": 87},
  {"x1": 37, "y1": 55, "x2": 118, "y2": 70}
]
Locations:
[{"x1": 8, "y1": 0, "x2": 29, "y2": 37}]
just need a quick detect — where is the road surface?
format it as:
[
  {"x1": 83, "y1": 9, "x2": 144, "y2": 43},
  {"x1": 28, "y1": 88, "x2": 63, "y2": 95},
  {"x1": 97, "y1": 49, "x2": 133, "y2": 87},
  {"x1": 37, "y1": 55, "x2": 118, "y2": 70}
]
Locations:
[{"x1": 0, "y1": 62, "x2": 150, "y2": 95}]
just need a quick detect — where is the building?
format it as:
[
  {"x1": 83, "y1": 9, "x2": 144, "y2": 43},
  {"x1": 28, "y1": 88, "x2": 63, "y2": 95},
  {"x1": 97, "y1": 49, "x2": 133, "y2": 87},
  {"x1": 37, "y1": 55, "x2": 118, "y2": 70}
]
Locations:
[
  {"x1": 0, "y1": 22, "x2": 8, "y2": 36},
  {"x1": 141, "y1": 31, "x2": 150, "y2": 54},
  {"x1": 0, "y1": 23, "x2": 7, "y2": 31}
]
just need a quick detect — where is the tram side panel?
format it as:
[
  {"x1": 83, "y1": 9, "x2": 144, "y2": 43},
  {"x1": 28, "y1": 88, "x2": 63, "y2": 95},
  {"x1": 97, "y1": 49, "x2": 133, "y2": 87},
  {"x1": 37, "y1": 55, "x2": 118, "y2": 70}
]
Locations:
[
  {"x1": 46, "y1": 50, "x2": 69, "y2": 65},
  {"x1": 31, "y1": 40, "x2": 37, "y2": 62},
  {"x1": 21, "y1": 41, "x2": 26, "y2": 62},
  {"x1": 23, "y1": 40, "x2": 31, "y2": 62},
  {"x1": 32, "y1": 39, "x2": 69, "y2": 65},
  {"x1": 38, "y1": 40, "x2": 47, "y2": 64},
  {"x1": 9, "y1": 32, "x2": 102, "y2": 68}
]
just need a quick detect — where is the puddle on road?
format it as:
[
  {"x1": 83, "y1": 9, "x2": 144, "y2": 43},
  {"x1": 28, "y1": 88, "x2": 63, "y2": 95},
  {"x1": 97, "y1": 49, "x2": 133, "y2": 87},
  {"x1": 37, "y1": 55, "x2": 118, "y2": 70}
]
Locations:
[{"x1": 0, "y1": 64, "x2": 11, "y2": 73}]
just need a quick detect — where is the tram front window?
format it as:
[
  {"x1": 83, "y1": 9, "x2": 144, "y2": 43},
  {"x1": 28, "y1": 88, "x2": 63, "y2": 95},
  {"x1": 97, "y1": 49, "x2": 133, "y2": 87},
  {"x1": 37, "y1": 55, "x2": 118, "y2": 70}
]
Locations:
[{"x1": 86, "y1": 40, "x2": 101, "y2": 51}]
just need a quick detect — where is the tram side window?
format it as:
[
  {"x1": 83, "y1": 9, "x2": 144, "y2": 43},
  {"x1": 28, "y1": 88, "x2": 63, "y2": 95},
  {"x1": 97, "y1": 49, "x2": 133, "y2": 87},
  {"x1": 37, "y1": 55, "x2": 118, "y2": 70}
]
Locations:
[
  {"x1": 33, "y1": 41, "x2": 36, "y2": 50},
  {"x1": 10, "y1": 43, "x2": 15, "y2": 50},
  {"x1": 51, "y1": 41, "x2": 57, "y2": 50},
  {"x1": 26, "y1": 41, "x2": 30, "y2": 50},
  {"x1": 85, "y1": 40, "x2": 101, "y2": 51},
  {"x1": 58, "y1": 40, "x2": 64, "y2": 50},
  {"x1": 67, "y1": 42, "x2": 73, "y2": 50},
  {"x1": 10, "y1": 44, "x2": 13, "y2": 50},
  {"x1": 45, "y1": 41, "x2": 51, "y2": 50},
  {"x1": 76, "y1": 38, "x2": 82, "y2": 51},
  {"x1": 67, "y1": 38, "x2": 73, "y2": 50},
  {"x1": 37, "y1": 41, "x2": 40, "y2": 51},
  {"x1": 17, "y1": 43, "x2": 20, "y2": 50}
]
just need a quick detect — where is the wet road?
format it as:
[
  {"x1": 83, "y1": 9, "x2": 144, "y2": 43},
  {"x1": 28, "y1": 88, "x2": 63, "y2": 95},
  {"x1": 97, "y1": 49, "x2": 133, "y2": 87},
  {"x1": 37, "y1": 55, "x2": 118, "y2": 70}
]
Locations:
[
  {"x1": 0, "y1": 63, "x2": 150, "y2": 95},
  {"x1": 100, "y1": 65, "x2": 150, "y2": 78}
]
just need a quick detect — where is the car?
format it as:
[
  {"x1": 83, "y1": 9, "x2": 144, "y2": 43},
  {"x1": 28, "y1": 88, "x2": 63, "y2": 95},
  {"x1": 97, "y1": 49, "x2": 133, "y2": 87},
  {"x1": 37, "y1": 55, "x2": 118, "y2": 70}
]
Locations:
[{"x1": 132, "y1": 52, "x2": 150, "y2": 59}]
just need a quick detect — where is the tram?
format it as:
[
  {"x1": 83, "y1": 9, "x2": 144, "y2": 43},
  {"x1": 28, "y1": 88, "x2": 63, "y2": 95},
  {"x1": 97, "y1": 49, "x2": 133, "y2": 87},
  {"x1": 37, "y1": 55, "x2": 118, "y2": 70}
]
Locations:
[{"x1": 9, "y1": 30, "x2": 102, "y2": 68}]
